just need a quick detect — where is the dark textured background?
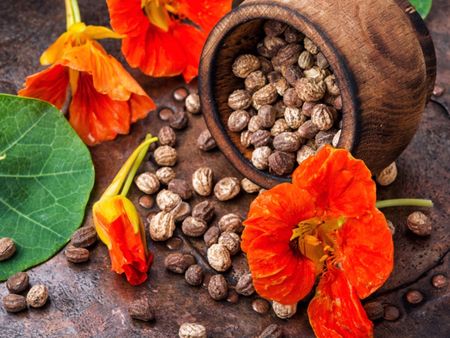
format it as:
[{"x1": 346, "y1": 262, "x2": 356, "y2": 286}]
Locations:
[{"x1": 0, "y1": 0, "x2": 449, "y2": 337}]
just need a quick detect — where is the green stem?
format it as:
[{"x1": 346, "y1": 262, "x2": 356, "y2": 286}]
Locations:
[
  {"x1": 120, "y1": 134, "x2": 158, "y2": 197},
  {"x1": 65, "y1": 0, "x2": 81, "y2": 29},
  {"x1": 376, "y1": 199, "x2": 433, "y2": 209}
]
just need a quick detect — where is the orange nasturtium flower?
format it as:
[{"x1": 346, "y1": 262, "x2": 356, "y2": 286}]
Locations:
[
  {"x1": 106, "y1": 0, "x2": 232, "y2": 82},
  {"x1": 19, "y1": 0, "x2": 155, "y2": 145},
  {"x1": 93, "y1": 134, "x2": 158, "y2": 285},
  {"x1": 241, "y1": 146, "x2": 395, "y2": 337}
]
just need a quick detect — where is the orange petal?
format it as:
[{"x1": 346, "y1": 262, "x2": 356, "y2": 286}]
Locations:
[
  {"x1": 308, "y1": 266, "x2": 373, "y2": 338},
  {"x1": 40, "y1": 32, "x2": 72, "y2": 65},
  {"x1": 176, "y1": 0, "x2": 232, "y2": 32},
  {"x1": 18, "y1": 64, "x2": 69, "y2": 109},
  {"x1": 336, "y1": 209, "x2": 394, "y2": 299},
  {"x1": 292, "y1": 145, "x2": 376, "y2": 218},
  {"x1": 246, "y1": 231, "x2": 316, "y2": 304},
  {"x1": 107, "y1": 0, "x2": 149, "y2": 37}
]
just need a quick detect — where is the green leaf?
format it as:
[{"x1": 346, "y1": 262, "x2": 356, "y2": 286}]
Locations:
[
  {"x1": 409, "y1": 0, "x2": 432, "y2": 18},
  {"x1": 0, "y1": 94, "x2": 95, "y2": 280}
]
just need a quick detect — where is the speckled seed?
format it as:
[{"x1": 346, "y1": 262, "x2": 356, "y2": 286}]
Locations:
[
  {"x1": 297, "y1": 145, "x2": 316, "y2": 164},
  {"x1": 324, "y1": 75, "x2": 340, "y2": 96},
  {"x1": 158, "y1": 107, "x2": 174, "y2": 121},
  {"x1": 252, "y1": 146, "x2": 272, "y2": 170},
  {"x1": 298, "y1": 50, "x2": 314, "y2": 69},
  {"x1": 376, "y1": 162, "x2": 397, "y2": 186},
  {"x1": 431, "y1": 274, "x2": 447, "y2": 289},
  {"x1": 228, "y1": 89, "x2": 252, "y2": 110},
  {"x1": 315, "y1": 130, "x2": 336, "y2": 148},
  {"x1": 295, "y1": 77, "x2": 326, "y2": 102},
  {"x1": 218, "y1": 213, "x2": 243, "y2": 233},
  {"x1": 0, "y1": 237, "x2": 16, "y2": 261},
  {"x1": 406, "y1": 290, "x2": 424, "y2": 304},
  {"x1": 273, "y1": 132, "x2": 301, "y2": 152},
  {"x1": 149, "y1": 211, "x2": 176, "y2": 241},
  {"x1": 271, "y1": 119, "x2": 290, "y2": 136},
  {"x1": 301, "y1": 101, "x2": 316, "y2": 117},
  {"x1": 26, "y1": 284, "x2": 48, "y2": 308},
  {"x1": 158, "y1": 126, "x2": 176, "y2": 147},
  {"x1": 252, "y1": 84, "x2": 278, "y2": 109},
  {"x1": 138, "y1": 195, "x2": 154, "y2": 209},
  {"x1": 241, "y1": 178, "x2": 261, "y2": 194},
  {"x1": 70, "y1": 225, "x2": 98, "y2": 248},
  {"x1": 263, "y1": 36, "x2": 287, "y2": 57},
  {"x1": 304, "y1": 37, "x2": 319, "y2": 54},
  {"x1": 185, "y1": 93, "x2": 201, "y2": 114},
  {"x1": 248, "y1": 115, "x2": 264, "y2": 132},
  {"x1": 218, "y1": 232, "x2": 240, "y2": 255},
  {"x1": 197, "y1": 129, "x2": 216, "y2": 151},
  {"x1": 168, "y1": 179, "x2": 192, "y2": 200},
  {"x1": 170, "y1": 201, "x2": 191, "y2": 223},
  {"x1": 208, "y1": 274, "x2": 228, "y2": 300},
  {"x1": 240, "y1": 130, "x2": 253, "y2": 148},
  {"x1": 269, "y1": 151, "x2": 296, "y2": 176},
  {"x1": 3, "y1": 294, "x2": 27, "y2": 313},
  {"x1": 232, "y1": 54, "x2": 261, "y2": 78},
  {"x1": 135, "y1": 172, "x2": 160, "y2": 194},
  {"x1": 297, "y1": 120, "x2": 320, "y2": 139},
  {"x1": 273, "y1": 78, "x2": 289, "y2": 96},
  {"x1": 316, "y1": 52, "x2": 329, "y2": 69},
  {"x1": 311, "y1": 104, "x2": 337, "y2": 131},
  {"x1": 228, "y1": 110, "x2": 250, "y2": 132},
  {"x1": 272, "y1": 44, "x2": 302, "y2": 68},
  {"x1": 258, "y1": 105, "x2": 276, "y2": 128},
  {"x1": 156, "y1": 189, "x2": 182, "y2": 212},
  {"x1": 64, "y1": 245, "x2": 90, "y2": 263},
  {"x1": 179, "y1": 323, "x2": 207, "y2": 338},
  {"x1": 281, "y1": 64, "x2": 303, "y2": 86},
  {"x1": 383, "y1": 305, "x2": 400, "y2": 321},
  {"x1": 192, "y1": 167, "x2": 214, "y2": 196},
  {"x1": 387, "y1": 219, "x2": 396, "y2": 235},
  {"x1": 169, "y1": 110, "x2": 188, "y2": 130},
  {"x1": 154, "y1": 146, "x2": 177, "y2": 166},
  {"x1": 185, "y1": 264, "x2": 204, "y2": 286},
  {"x1": 407, "y1": 211, "x2": 432, "y2": 236},
  {"x1": 6, "y1": 272, "x2": 29, "y2": 294},
  {"x1": 192, "y1": 200, "x2": 215, "y2": 223},
  {"x1": 272, "y1": 301, "x2": 297, "y2": 319},
  {"x1": 203, "y1": 226, "x2": 220, "y2": 247},
  {"x1": 284, "y1": 25, "x2": 304, "y2": 43},
  {"x1": 128, "y1": 298, "x2": 155, "y2": 322},
  {"x1": 363, "y1": 301, "x2": 384, "y2": 321},
  {"x1": 214, "y1": 177, "x2": 240, "y2": 201},
  {"x1": 250, "y1": 130, "x2": 272, "y2": 147},
  {"x1": 258, "y1": 323, "x2": 283, "y2": 338},
  {"x1": 258, "y1": 56, "x2": 274, "y2": 73},
  {"x1": 432, "y1": 85, "x2": 445, "y2": 97},
  {"x1": 253, "y1": 299, "x2": 271, "y2": 315},
  {"x1": 304, "y1": 66, "x2": 329, "y2": 81},
  {"x1": 264, "y1": 20, "x2": 287, "y2": 36},
  {"x1": 165, "y1": 253, "x2": 196, "y2": 274},
  {"x1": 235, "y1": 273, "x2": 255, "y2": 296},
  {"x1": 182, "y1": 217, "x2": 208, "y2": 237},
  {"x1": 283, "y1": 88, "x2": 303, "y2": 108},
  {"x1": 156, "y1": 167, "x2": 176, "y2": 185},
  {"x1": 245, "y1": 70, "x2": 267, "y2": 92},
  {"x1": 285, "y1": 107, "x2": 305, "y2": 129},
  {"x1": 207, "y1": 244, "x2": 232, "y2": 272}
]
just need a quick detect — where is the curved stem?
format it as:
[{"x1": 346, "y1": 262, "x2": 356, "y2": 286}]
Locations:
[
  {"x1": 65, "y1": 0, "x2": 81, "y2": 29},
  {"x1": 376, "y1": 199, "x2": 433, "y2": 209}
]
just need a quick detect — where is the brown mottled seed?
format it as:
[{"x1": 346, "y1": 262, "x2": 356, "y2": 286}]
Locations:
[
  {"x1": 228, "y1": 110, "x2": 250, "y2": 132},
  {"x1": 269, "y1": 151, "x2": 296, "y2": 176},
  {"x1": 245, "y1": 71, "x2": 267, "y2": 92},
  {"x1": 192, "y1": 167, "x2": 214, "y2": 196},
  {"x1": 285, "y1": 107, "x2": 306, "y2": 129},
  {"x1": 301, "y1": 101, "x2": 316, "y2": 117},
  {"x1": 65, "y1": 245, "x2": 90, "y2": 263},
  {"x1": 70, "y1": 226, "x2": 97, "y2": 248},
  {"x1": 267, "y1": 71, "x2": 282, "y2": 84},
  {"x1": 182, "y1": 217, "x2": 208, "y2": 237},
  {"x1": 431, "y1": 274, "x2": 447, "y2": 289},
  {"x1": 257, "y1": 42, "x2": 272, "y2": 59},
  {"x1": 218, "y1": 213, "x2": 242, "y2": 233},
  {"x1": 240, "y1": 130, "x2": 253, "y2": 148},
  {"x1": 258, "y1": 105, "x2": 276, "y2": 128},
  {"x1": 252, "y1": 299, "x2": 271, "y2": 315},
  {"x1": 235, "y1": 273, "x2": 255, "y2": 296},
  {"x1": 158, "y1": 126, "x2": 176, "y2": 147},
  {"x1": 273, "y1": 101, "x2": 287, "y2": 119},
  {"x1": 263, "y1": 36, "x2": 287, "y2": 57},
  {"x1": 128, "y1": 298, "x2": 155, "y2": 322},
  {"x1": 332, "y1": 129, "x2": 342, "y2": 147},
  {"x1": 164, "y1": 253, "x2": 195, "y2": 274},
  {"x1": 185, "y1": 264, "x2": 204, "y2": 286},
  {"x1": 0, "y1": 237, "x2": 16, "y2": 261},
  {"x1": 185, "y1": 93, "x2": 201, "y2": 114},
  {"x1": 6, "y1": 272, "x2": 29, "y2": 294},
  {"x1": 197, "y1": 129, "x2": 217, "y2": 151},
  {"x1": 232, "y1": 54, "x2": 261, "y2": 78},
  {"x1": 156, "y1": 189, "x2": 182, "y2": 211},
  {"x1": 26, "y1": 284, "x2": 48, "y2": 308},
  {"x1": 207, "y1": 244, "x2": 232, "y2": 272},
  {"x1": 204, "y1": 226, "x2": 220, "y2": 247},
  {"x1": 179, "y1": 323, "x2": 207, "y2": 338},
  {"x1": 158, "y1": 107, "x2": 174, "y2": 121},
  {"x1": 298, "y1": 50, "x2": 314, "y2": 69},
  {"x1": 218, "y1": 232, "x2": 240, "y2": 255},
  {"x1": 241, "y1": 178, "x2": 261, "y2": 194},
  {"x1": 208, "y1": 274, "x2": 228, "y2": 300},
  {"x1": 168, "y1": 179, "x2": 192, "y2": 200},
  {"x1": 297, "y1": 120, "x2": 320, "y2": 139},
  {"x1": 316, "y1": 52, "x2": 329, "y2": 69},
  {"x1": 252, "y1": 146, "x2": 272, "y2": 170},
  {"x1": 252, "y1": 84, "x2": 278, "y2": 108},
  {"x1": 214, "y1": 177, "x2": 240, "y2": 201},
  {"x1": 306, "y1": 139, "x2": 318, "y2": 150},
  {"x1": 169, "y1": 110, "x2": 188, "y2": 130},
  {"x1": 258, "y1": 324, "x2": 283, "y2": 338},
  {"x1": 407, "y1": 211, "x2": 432, "y2": 236},
  {"x1": 170, "y1": 202, "x2": 191, "y2": 223},
  {"x1": 283, "y1": 88, "x2": 303, "y2": 108},
  {"x1": 192, "y1": 200, "x2": 215, "y2": 223},
  {"x1": 135, "y1": 172, "x2": 160, "y2": 194},
  {"x1": 272, "y1": 301, "x2": 297, "y2": 319},
  {"x1": 250, "y1": 130, "x2": 272, "y2": 147},
  {"x1": 154, "y1": 145, "x2": 177, "y2": 166},
  {"x1": 363, "y1": 301, "x2": 384, "y2": 321},
  {"x1": 383, "y1": 305, "x2": 400, "y2": 321},
  {"x1": 263, "y1": 20, "x2": 287, "y2": 37},
  {"x1": 156, "y1": 167, "x2": 176, "y2": 185},
  {"x1": 295, "y1": 77, "x2": 326, "y2": 102},
  {"x1": 228, "y1": 89, "x2": 252, "y2": 110},
  {"x1": 248, "y1": 115, "x2": 264, "y2": 132},
  {"x1": 297, "y1": 145, "x2": 316, "y2": 165},
  {"x1": 273, "y1": 78, "x2": 290, "y2": 96},
  {"x1": 273, "y1": 132, "x2": 301, "y2": 152},
  {"x1": 258, "y1": 56, "x2": 274, "y2": 74},
  {"x1": 3, "y1": 294, "x2": 27, "y2": 313},
  {"x1": 281, "y1": 64, "x2": 303, "y2": 86},
  {"x1": 406, "y1": 290, "x2": 423, "y2": 304},
  {"x1": 149, "y1": 211, "x2": 176, "y2": 241},
  {"x1": 324, "y1": 75, "x2": 340, "y2": 96},
  {"x1": 271, "y1": 118, "x2": 290, "y2": 136},
  {"x1": 304, "y1": 37, "x2": 319, "y2": 54},
  {"x1": 333, "y1": 95, "x2": 343, "y2": 110},
  {"x1": 376, "y1": 162, "x2": 397, "y2": 186},
  {"x1": 284, "y1": 25, "x2": 304, "y2": 43},
  {"x1": 173, "y1": 87, "x2": 188, "y2": 101},
  {"x1": 315, "y1": 130, "x2": 337, "y2": 148},
  {"x1": 304, "y1": 66, "x2": 330, "y2": 81},
  {"x1": 272, "y1": 44, "x2": 302, "y2": 68}
]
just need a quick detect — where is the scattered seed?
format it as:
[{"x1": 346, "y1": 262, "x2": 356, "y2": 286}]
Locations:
[
  {"x1": 226, "y1": 289, "x2": 239, "y2": 304},
  {"x1": 128, "y1": 298, "x2": 155, "y2": 322},
  {"x1": 252, "y1": 298, "x2": 270, "y2": 315},
  {"x1": 185, "y1": 264, "x2": 204, "y2": 286},
  {"x1": 383, "y1": 304, "x2": 400, "y2": 321},
  {"x1": 164, "y1": 253, "x2": 196, "y2": 274},
  {"x1": 158, "y1": 107, "x2": 174, "y2": 121},
  {"x1": 6, "y1": 272, "x2": 29, "y2": 294},
  {"x1": 173, "y1": 87, "x2": 188, "y2": 101},
  {"x1": 407, "y1": 211, "x2": 432, "y2": 236},
  {"x1": 26, "y1": 284, "x2": 49, "y2": 308},
  {"x1": 138, "y1": 195, "x2": 155, "y2": 209},
  {"x1": 363, "y1": 301, "x2": 384, "y2": 320},
  {"x1": 3, "y1": 294, "x2": 27, "y2": 313},
  {"x1": 179, "y1": 323, "x2": 207, "y2": 338},
  {"x1": 208, "y1": 274, "x2": 228, "y2": 300},
  {"x1": 166, "y1": 236, "x2": 183, "y2": 250},
  {"x1": 0, "y1": 237, "x2": 16, "y2": 261},
  {"x1": 70, "y1": 226, "x2": 98, "y2": 248},
  {"x1": 405, "y1": 290, "x2": 424, "y2": 304},
  {"x1": 258, "y1": 324, "x2": 283, "y2": 338},
  {"x1": 431, "y1": 274, "x2": 447, "y2": 289}
]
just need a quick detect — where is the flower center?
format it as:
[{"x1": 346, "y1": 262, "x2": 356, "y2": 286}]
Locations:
[
  {"x1": 291, "y1": 216, "x2": 345, "y2": 273},
  {"x1": 142, "y1": 0, "x2": 178, "y2": 32}
]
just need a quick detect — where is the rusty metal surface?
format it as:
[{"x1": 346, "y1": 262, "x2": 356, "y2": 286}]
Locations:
[{"x1": 0, "y1": 0, "x2": 449, "y2": 337}]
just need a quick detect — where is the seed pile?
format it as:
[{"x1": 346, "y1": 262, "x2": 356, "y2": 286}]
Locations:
[{"x1": 227, "y1": 20, "x2": 343, "y2": 176}]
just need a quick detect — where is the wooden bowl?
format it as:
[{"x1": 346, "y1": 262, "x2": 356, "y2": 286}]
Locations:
[{"x1": 199, "y1": 0, "x2": 436, "y2": 189}]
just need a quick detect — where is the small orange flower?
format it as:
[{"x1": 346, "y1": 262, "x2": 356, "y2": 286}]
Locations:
[
  {"x1": 19, "y1": 16, "x2": 155, "y2": 145},
  {"x1": 106, "y1": 0, "x2": 232, "y2": 82},
  {"x1": 93, "y1": 134, "x2": 158, "y2": 285},
  {"x1": 242, "y1": 146, "x2": 394, "y2": 337}
]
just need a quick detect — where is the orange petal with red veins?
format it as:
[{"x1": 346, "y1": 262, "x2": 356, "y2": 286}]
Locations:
[
  {"x1": 177, "y1": 0, "x2": 232, "y2": 32},
  {"x1": 107, "y1": 0, "x2": 148, "y2": 37},
  {"x1": 308, "y1": 266, "x2": 373, "y2": 338},
  {"x1": 293, "y1": 145, "x2": 376, "y2": 218},
  {"x1": 336, "y1": 209, "x2": 394, "y2": 299},
  {"x1": 18, "y1": 64, "x2": 68, "y2": 109}
]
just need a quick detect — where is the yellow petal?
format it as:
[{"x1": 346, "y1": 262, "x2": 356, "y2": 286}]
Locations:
[
  {"x1": 83, "y1": 25, "x2": 124, "y2": 40},
  {"x1": 145, "y1": 1, "x2": 170, "y2": 32},
  {"x1": 40, "y1": 31, "x2": 71, "y2": 65},
  {"x1": 120, "y1": 196, "x2": 141, "y2": 234}
]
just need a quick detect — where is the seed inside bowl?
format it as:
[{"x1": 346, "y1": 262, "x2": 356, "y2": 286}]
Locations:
[{"x1": 228, "y1": 20, "x2": 342, "y2": 177}]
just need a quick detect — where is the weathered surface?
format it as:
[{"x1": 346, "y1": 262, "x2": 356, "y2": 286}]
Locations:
[{"x1": 0, "y1": 0, "x2": 448, "y2": 337}]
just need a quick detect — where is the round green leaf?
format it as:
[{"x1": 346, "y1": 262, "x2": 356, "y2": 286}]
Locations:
[
  {"x1": 0, "y1": 94, "x2": 95, "y2": 280},
  {"x1": 409, "y1": 0, "x2": 432, "y2": 19}
]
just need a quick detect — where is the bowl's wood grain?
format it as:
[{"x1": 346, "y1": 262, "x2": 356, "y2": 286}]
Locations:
[{"x1": 200, "y1": 0, "x2": 436, "y2": 189}]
